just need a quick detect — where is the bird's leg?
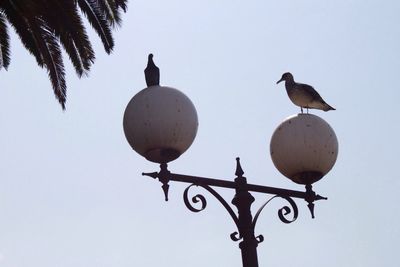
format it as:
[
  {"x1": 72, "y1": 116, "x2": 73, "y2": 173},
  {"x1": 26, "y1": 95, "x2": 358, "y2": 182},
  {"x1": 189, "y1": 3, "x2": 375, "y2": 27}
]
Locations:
[{"x1": 301, "y1": 107, "x2": 304, "y2": 114}]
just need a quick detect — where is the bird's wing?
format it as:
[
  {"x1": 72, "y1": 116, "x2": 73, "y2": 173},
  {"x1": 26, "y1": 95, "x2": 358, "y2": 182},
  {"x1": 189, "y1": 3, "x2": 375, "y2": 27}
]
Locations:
[
  {"x1": 144, "y1": 64, "x2": 160, "y2": 86},
  {"x1": 298, "y1": 83, "x2": 324, "y2": 101}
]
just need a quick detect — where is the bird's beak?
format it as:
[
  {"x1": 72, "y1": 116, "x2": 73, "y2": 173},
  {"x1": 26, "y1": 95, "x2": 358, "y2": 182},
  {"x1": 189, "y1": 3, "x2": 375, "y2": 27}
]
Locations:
[{"x1": 276, "y1": 78, "x2": 283, "y2": 84}]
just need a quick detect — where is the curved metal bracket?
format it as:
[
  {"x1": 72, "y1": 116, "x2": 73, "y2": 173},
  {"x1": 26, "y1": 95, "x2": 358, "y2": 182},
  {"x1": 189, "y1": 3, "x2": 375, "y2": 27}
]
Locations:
[
  {"x1": 252, "y1": 195, "x2": 299, "y2": 243},
  {"x1": 183, "y1": 183, "x2": 241, "y2": 241}
]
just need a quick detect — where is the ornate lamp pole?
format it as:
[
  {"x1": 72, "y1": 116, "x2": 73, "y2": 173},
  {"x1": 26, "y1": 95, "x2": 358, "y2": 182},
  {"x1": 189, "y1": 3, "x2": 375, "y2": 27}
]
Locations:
[{"x1": 123, "y1": 57, "x2": 338, "y2": 267}]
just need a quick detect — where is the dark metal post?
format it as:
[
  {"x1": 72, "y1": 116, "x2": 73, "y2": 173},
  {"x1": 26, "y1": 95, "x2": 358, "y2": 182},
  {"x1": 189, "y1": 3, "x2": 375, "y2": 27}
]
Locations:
[{"x1": 232, "y1": 158, "x2": 259, "y2": 267}]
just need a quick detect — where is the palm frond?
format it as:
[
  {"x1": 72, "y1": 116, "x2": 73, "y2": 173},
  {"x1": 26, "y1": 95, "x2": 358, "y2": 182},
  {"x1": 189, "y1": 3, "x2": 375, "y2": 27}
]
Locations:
[
  {"x1": 1, "y1": 1, "x2": 44, "y2": 67},
  {"x1": 114, "y1": 0, "x2": 128, "y2": 12},
  {"x1": 0, "y1": 0, "x2": 128, "y2": 109},
  {"x1": 41, "y1": 0, "x2": 95, "y2": 77},
  {"x1": 29, "y1": 17, "x2": 66, "y2": 109},
  {"x1": 0, "y1": 11, "x2": 11, "y2": 70},
  {"x1": 61, "y1": 32, "x2": 95, "y2": 77},
  {"x1": 98, "y1": 0, "x2": 128, "y2": 27},
  {"x1": 77, "y1": 0, "x2": 114, "y2": 53},
  {"x1": 98, "y1": 0, "x2": 121, "y2": 27}
]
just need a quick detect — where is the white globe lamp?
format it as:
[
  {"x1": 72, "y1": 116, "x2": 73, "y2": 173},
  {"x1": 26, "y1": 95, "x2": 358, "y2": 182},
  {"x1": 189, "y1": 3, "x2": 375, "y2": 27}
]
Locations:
[
  {"x1": 270, "y1": 114, "x2": 338, "y2": 185},
  {"x1": 123, "y1": 86, "x2": 198, "y2": 163}
]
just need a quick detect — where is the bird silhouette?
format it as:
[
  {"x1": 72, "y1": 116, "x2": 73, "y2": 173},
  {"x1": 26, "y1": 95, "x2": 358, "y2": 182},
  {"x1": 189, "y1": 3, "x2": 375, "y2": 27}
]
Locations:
[
  {"x1": 144, "y1": 54, "x2": 160, "y2": 87},
  {"x1": 276, "y1": 72, "x2": 335, "y2": 113}
]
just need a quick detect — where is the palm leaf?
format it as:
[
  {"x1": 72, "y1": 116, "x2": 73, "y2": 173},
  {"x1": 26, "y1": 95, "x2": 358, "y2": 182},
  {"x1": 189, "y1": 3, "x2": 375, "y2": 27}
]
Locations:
[
  {"x1": 41, "y1": 0, "x2": 95, "y2": 77},
  {"x1": 0, "y1": 1, "x2": 45, "y2": 67},
  {"x1": 1, "y1": 1, "x2": 66, "y2": 108},
  {"x1": 0, "y1": 0, "x2": 128, "y2": 109},
  {"x1": 77, "y1": 0, "x2": 114, "y2": 53},
  {"x1": 98, "y1": 0, "x2": 121, "y2": 27},
  {"x1": 29, "y1": 16, "x2": 66, "y2": 109},
  {"x1": 0, "y1": 11, "x2": 11, "y2": 70},
  {"x1": 114, "y1": 0, "x2": 128, "y2": 12},
  {"x1": 60, "y1": 30, "x2": 95, "y2": 77}
]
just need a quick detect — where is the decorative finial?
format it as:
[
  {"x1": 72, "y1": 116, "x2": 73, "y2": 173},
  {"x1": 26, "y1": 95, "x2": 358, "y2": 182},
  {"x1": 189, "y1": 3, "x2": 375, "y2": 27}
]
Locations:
[
  {"x1": 162, "y1": 183, "x2": 169, "y2": 201},
  {"x1": 307, "y1": 202, "x2": 315, "y2": 219},
  {"x1": 142, "y1": 172, "x2": 158, "y2": 179},
  {"x1": 305, "y1": 184, "x2": 316, "y2": 219},
  {"x1": 159, "y1": 163, "x2": 170, "y2": 201},
  {"x1": 144, "y1": 53, "x2": 160, "y2": 87},
  {"x1": 235, "y1": 157, "x2": 244, "y2": 177}
]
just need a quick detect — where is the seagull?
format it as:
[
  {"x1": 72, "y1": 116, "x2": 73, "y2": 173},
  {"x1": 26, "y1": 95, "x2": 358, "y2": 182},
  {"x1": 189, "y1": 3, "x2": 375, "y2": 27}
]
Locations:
[
  {"x1": 144, "y1": 53, "x2": 160, "y2": 87},
  {"x1": 276, "y1": 72, "x2": 335, "y2": 113}
]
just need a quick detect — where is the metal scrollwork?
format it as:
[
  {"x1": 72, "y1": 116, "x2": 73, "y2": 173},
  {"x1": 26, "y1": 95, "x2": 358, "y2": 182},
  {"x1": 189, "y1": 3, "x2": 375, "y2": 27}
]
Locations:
[
  {"x1": 277, "y1": 196, "x2": 298, "y2": 223},
  {"x1": 230, "y1": 231, "x2": 242, "y2": 242},
  {"x1": 183, "y1": 184, "x2": 207, "y2": 212},
  {"x1": 255, "y1": 235, "x2": 264, "y2": 244},
  {"x1": 183, "y1": 183, "x2": 240, "y2": 237},
  {"x1": 253, "y1": 195, "x2": 299, "y2": 231}
]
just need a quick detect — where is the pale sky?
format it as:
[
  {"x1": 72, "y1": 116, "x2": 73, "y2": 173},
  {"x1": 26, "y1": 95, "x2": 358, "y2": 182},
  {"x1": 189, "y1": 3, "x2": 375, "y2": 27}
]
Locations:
[{"x1": 1, "y1": 1, "x2": 399, "y2": 267}]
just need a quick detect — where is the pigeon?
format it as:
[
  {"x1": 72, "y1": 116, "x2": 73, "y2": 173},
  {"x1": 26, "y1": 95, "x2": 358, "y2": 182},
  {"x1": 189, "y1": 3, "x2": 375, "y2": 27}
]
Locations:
[
  {"x1": 276, "y1": 72, "x2": 335, "y2": 113},
  {"x1": 144, "y1": 53, "x2": 160, "y2": 87}
]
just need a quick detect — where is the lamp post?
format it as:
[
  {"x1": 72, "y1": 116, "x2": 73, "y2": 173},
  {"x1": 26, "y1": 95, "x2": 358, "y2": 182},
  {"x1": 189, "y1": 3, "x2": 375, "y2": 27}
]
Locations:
[{"x1": 123, "y1": 84, "x2": 338, "y2": 267}]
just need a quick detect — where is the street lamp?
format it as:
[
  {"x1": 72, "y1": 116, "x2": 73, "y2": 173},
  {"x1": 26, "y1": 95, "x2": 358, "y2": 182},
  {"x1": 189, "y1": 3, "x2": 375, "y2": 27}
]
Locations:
[{"x1": 123, "y1": 69, "x2": 338, "y2": 267}]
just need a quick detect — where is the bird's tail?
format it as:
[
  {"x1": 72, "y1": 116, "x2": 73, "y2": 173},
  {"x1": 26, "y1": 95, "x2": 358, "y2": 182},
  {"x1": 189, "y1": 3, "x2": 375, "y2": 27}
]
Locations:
[{"x1": 323, "y1": 103, "x2": 336, "y2": 111}]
